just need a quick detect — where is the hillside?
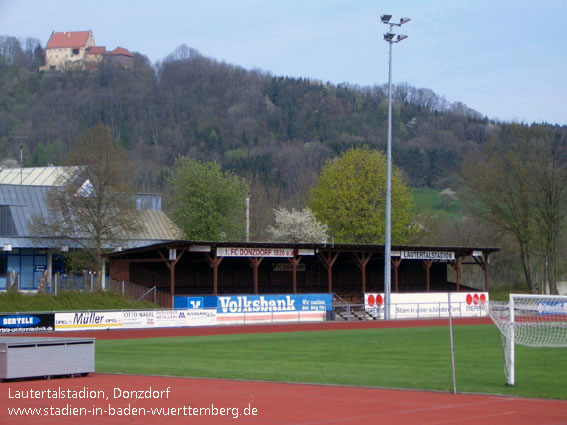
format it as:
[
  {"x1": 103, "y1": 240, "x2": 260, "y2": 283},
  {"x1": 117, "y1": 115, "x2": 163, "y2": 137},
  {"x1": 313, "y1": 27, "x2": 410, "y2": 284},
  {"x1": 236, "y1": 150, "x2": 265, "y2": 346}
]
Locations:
[{"x1": 1, "y1": 37, "x2": 565, "y2": 240}]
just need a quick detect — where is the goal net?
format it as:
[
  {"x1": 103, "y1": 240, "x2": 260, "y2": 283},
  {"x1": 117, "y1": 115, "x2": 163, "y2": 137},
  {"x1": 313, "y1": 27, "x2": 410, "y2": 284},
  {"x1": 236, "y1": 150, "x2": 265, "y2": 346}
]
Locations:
[{"x1": 486, "y1": 294, "x2": 567, "y2": 386}]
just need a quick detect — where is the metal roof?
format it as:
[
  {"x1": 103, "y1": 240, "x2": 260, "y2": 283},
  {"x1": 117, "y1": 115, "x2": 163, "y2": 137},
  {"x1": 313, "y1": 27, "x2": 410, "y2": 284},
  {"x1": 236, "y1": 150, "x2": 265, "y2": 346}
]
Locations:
[
  {"x1": 0, "y1": 167, "x2": 79, "y2": 186},
  {"x1": 0, "y1": 184, "x2": 180, "y2": 249},
  {"x1": 0, "y1": 185, "x2": 50, "y2": 238}
]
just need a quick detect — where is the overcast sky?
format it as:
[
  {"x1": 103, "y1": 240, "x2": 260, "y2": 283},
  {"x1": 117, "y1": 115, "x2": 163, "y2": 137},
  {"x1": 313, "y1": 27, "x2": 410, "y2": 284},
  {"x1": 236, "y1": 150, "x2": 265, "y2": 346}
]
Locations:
[{"x1": 1, "y1": 0, "x2": 566, "y2": 125}]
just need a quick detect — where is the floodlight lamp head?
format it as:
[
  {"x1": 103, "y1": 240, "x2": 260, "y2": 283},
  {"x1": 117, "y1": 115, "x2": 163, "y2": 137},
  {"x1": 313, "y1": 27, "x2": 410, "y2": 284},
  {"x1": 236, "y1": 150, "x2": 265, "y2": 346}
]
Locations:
[
  {"x1": 381, "y1": 14, "x2": 392, "y2": 23},
  {"x1": 384, "y1": 33, "x2": 396, "y2": 42},
  {"x1": 396, "y1": 34, "x2": 408, "y2": 42},
  {"x1": 399, "y1": 17, "x2": 411, "y2": 25}
]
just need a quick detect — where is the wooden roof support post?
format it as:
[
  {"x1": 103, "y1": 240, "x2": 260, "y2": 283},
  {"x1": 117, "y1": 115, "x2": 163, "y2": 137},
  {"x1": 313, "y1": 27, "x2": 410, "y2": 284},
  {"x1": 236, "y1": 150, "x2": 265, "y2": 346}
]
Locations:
[
  {"x1": 483, "y1": 253, "x2": 489, "y2": 291},
  {"x1": 423, "y1": 260, "x2": 433, "y2": 292},
  {"x1": 288, "y1": 255, "x2": 302, "y2": 294},
  {"x1": 248, "y1": 257, "x2": 264, "y2": 294},
  {"x1": 158, "y1": 248, "x2": 185, "y2": 308},
  {"x1": 319, "y1": 251, "x2": 339, "y2": 293},
  {"x1": 205, "y1": 253, "x2": 223, "y2": 295},
  {"x1": 472, "y1": 254, "x2": 489, "y2": 292},
  {"x1": 392, "y1": 258, "x2": 402, "y2": 293},
  {"x1": 456, "y1": 256, "x2": 462, "y2": 292},
  {"x1": 449, "y1": 256, "x2": 462, "y2": 292},
  {"x1": 353, "y1": 252, "x2": 372, "y2": 294}
]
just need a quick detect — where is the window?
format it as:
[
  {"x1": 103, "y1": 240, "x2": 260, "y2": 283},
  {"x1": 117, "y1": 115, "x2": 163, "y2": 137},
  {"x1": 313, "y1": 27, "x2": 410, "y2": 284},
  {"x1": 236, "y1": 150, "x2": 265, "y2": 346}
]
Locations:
[
  {"x1": 0, "y1": 206, "x2": 16, "y2": 236},
  {"x1": 72, "y1": 49, "x2": 79, "y2": 55}
]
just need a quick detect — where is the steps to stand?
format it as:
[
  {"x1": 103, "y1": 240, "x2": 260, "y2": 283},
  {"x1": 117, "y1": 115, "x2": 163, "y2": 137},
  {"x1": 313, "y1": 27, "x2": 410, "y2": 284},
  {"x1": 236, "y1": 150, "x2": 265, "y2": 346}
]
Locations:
[{"x1": 332, "y1": 293, "x2": 377, "y2": 321}]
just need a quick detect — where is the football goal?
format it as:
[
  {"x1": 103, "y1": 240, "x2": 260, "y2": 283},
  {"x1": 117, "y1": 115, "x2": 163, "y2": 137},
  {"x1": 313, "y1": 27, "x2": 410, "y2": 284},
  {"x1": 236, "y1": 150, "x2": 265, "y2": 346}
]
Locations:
[{"x1": 486, "y1": 294, "x2": 567, "y2": 386}]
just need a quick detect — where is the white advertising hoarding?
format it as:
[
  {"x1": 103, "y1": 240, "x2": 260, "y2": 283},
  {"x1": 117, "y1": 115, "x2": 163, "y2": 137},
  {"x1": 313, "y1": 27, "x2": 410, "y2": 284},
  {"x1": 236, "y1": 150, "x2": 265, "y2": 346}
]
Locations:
[
  {"x1": 56, "y1": 309, "x2": 217, "y2": 331},
  {"x1": 55, "y1": 311, "x2": 123, "y2": 331},
  {"x1": 122, "y1": 310, "x2": 156, "y2": 328},
  {"x1": 365, "y1": 292, "x2": 488, "y2": 319},
  {"x1": 154, "y1": 309, "x2": 216, "y2": 327}
]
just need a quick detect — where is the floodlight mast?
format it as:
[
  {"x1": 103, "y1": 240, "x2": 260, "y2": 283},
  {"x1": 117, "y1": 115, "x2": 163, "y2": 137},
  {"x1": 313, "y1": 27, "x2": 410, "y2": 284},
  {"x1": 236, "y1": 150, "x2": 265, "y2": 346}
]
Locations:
[{"x1": 381, "y1": 14, "x2": 409, "y2": 320}]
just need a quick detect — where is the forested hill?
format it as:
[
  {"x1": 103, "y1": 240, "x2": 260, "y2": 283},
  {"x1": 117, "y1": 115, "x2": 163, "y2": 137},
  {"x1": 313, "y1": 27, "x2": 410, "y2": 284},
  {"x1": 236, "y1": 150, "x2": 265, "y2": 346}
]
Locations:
[{"x1": 1, "y1": 40, "x2": 564, "y2": 215}]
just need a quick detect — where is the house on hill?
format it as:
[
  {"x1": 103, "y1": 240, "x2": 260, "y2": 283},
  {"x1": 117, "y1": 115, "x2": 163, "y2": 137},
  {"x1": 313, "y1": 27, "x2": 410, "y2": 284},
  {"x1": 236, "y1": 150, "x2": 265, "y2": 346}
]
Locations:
[
  {"x1": 0, "y1": 166, "x2": 180, "y2": 291},
  {"x1": 39, "y1": 30, "x2": 134, "y2": 71}
]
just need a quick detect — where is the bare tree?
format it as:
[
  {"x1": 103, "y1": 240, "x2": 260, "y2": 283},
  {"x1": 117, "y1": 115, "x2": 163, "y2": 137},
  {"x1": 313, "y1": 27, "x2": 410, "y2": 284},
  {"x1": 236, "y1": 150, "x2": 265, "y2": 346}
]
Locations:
[
  {"x1": 463, "y1": 125, "x2": 567, "y2": 294},
  {"x1": 32, "y1": 124, "x2": 141, "y2": 284},
  {"x1": 530, "y1": 137, "x2": 567, "y2": 294}
]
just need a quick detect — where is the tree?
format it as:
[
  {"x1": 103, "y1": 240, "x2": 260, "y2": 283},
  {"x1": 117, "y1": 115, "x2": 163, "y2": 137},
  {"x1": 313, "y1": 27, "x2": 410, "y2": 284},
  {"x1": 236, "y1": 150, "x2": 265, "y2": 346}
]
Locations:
[
  {"x1": 308, "y1": 147, "x2": 414, "y2": 244},
  {"x1": 32, "y1": 124, "x2": 141, "y2": 282},
  {"x1": 531, "y1": 137, "x2": 567, "y2": 294},
  {"x1": 462, "y1": 124, "x2": 567, "y2": 294},
  {"x1": 170, "y1": 157, "x2": 249, "y2": 240},
  {"x1": 266, "y1": 207, "x2": 328, "y2": 243}
]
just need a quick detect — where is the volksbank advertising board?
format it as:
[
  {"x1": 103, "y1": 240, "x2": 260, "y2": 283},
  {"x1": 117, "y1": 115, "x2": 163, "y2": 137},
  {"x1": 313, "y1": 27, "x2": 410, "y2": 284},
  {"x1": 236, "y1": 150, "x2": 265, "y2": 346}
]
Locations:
[
  {"x1": 217, "y1": 294, "x2": 331, "y2": 313},
  {"x1": 175, "y1": 294, "x2": 332, "y2": 324},
  {"x1": 537, "y1": 302, "x2": 567, "y2": 315}
]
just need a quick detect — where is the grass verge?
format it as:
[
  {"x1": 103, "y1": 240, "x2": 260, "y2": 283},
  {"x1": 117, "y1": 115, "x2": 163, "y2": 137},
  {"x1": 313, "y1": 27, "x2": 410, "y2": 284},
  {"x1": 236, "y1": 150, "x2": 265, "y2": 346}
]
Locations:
[{"x1": 0, "y1": 290, "x2": 156, "y2": 312}]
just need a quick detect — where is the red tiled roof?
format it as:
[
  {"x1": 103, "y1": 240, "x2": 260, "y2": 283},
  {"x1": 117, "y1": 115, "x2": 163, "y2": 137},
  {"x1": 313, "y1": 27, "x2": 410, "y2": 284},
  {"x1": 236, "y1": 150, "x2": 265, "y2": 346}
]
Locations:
[
  {"x1": 86, "y1": 46, "x2": 106, "y2": 54},
  {"x1": 46, "y1": 31, "x2": 92, "y2": 49},
  {"x1": 108, "y1": 47, "x2": 134, "y2": 57}
]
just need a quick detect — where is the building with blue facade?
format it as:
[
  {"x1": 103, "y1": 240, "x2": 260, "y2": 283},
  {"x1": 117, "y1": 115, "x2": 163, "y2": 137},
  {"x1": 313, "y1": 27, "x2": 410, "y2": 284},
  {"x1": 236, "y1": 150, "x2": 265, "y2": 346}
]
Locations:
[{"x1": 0, "y1": 166, "x2": 180, "y2": 290}]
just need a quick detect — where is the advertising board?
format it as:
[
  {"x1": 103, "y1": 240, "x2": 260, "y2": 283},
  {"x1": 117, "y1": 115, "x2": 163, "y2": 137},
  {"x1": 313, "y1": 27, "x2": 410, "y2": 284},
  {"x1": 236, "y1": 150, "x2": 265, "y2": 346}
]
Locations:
[
  {"x1": 154, "y1": 309, "x2": 216, "y2": 327},
  {"x1": 215, "y1": 294, "x2": 332, "y2": 324},
  {"x1": 122, "y1": 310, "x2": 156, "y2": 328},
  {"x1": 364, "y1": 292, "x2": 489, "y2": 319},
  {"x1": 536, "y1": 301, "x2": 567, "y2": 316},
  {"x1": 56, "y1": 309, "x2": 218, "y2": 331},
  {"x1": 0, "y1": 313, "x2": 55, "y2": 333},
  {"x1": 55, "y1": 311, "x2": 124, "y2": 331}
]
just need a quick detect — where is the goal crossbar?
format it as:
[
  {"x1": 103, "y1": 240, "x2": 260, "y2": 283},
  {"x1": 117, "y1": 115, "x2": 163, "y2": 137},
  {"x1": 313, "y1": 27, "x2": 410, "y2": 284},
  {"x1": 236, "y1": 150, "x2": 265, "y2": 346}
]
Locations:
[{"x1": 486, "y1": 294, "x2": 567, "y2": 386}]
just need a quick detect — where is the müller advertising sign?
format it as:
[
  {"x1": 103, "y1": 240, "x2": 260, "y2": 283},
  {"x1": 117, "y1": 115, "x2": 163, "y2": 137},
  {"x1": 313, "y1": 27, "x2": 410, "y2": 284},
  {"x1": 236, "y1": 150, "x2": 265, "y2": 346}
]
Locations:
[
  {"x1": 55, "y1": 311, "x2": 123, "y2": 331},
  {"x1": 0, "y1": 313, "x2": 55, "y2": 333},
  {"x1": 217, "y1": 247, "x2": 294, "y2": 257}
]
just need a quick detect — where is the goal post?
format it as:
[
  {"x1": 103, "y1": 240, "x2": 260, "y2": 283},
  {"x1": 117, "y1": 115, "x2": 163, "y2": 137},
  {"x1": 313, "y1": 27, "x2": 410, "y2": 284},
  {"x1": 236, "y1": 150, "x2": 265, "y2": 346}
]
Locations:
[{"x1": 486, "y1": 294, "x2": 567, "y2": 386}]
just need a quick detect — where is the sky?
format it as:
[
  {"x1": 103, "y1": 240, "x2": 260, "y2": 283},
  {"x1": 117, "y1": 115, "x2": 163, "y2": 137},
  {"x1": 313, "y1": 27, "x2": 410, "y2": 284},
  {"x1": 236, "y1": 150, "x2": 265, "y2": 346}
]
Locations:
[{"x1": 1, "y1": 0, "x2": 566, "y2": 126}]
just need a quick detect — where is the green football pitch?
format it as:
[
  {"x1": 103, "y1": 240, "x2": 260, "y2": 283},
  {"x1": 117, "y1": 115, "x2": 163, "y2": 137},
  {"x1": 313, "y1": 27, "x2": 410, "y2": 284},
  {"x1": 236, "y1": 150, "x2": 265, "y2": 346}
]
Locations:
[{"x1": 96, "y1": 324, "x2": 567, "y2": 399}]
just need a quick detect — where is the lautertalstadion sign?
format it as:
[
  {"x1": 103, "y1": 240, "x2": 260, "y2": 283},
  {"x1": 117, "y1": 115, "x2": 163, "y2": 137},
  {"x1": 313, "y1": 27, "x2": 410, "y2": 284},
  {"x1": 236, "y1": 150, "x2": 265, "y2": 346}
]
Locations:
[{"x1": 395, "y1": 251, "x2": 455, "y2": 260}]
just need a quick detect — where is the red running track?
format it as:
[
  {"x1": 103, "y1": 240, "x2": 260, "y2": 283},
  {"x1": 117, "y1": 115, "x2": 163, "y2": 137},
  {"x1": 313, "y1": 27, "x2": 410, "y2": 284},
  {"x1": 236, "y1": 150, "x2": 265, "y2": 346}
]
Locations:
[
  {"x1": 2, "y1": 318, "x2": 566, "y2": 424},
  {"x1": 2, "y1": 374, "x2": 566, "y2": 425}
]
